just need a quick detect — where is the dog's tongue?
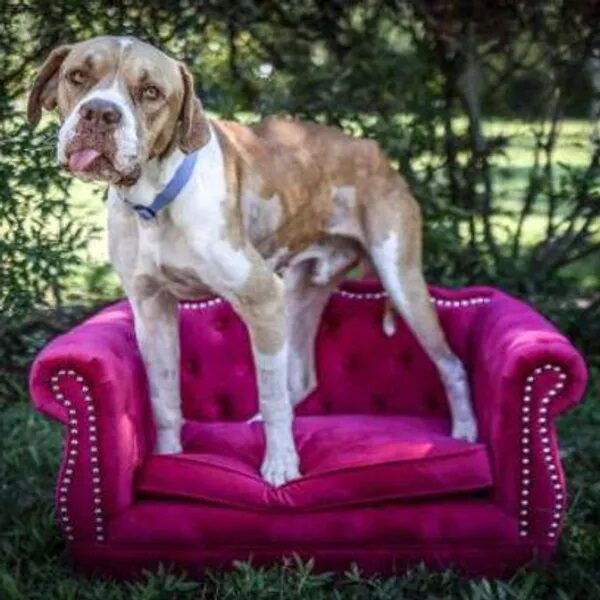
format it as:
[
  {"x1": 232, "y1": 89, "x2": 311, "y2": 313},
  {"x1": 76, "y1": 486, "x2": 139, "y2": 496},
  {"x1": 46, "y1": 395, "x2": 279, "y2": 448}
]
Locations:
[{"x1": 68, "y1": 149, "x2": 101, "y2": 172}]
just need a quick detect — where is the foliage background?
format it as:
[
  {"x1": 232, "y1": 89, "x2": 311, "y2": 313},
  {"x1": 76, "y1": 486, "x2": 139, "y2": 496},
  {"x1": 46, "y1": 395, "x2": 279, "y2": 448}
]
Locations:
[{"x1": 0, "y1": 0, "x2": 598, "y2": 597}]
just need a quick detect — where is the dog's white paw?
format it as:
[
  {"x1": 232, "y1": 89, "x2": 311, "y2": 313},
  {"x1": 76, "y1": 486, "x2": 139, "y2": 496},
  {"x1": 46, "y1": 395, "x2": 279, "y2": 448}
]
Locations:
[
  {"x1": 451, "y1": 417, "x2": 478, "y2": 443},
  {"x1": 155, "y1": 428, "x2": 182, "y2": 454},
  {"x1": 261, "y1": 447, "x2": 300, "y2": 487}
]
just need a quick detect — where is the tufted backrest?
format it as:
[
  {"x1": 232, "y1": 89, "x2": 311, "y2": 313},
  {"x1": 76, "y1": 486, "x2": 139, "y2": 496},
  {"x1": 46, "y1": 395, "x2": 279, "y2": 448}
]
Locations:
[{"x1": 178, "y1": 279, "x2": 494, "y2": 422}]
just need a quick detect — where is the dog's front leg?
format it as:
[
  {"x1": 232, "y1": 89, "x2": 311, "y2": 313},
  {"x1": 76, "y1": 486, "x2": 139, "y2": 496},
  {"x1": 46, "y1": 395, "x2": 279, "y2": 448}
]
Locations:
[
  {"x1": 231, "y1": 266, "x2": 300, "y2": 487},
  {"x1": 130, "y1": 289, "x2": 182, "y2": 454}
]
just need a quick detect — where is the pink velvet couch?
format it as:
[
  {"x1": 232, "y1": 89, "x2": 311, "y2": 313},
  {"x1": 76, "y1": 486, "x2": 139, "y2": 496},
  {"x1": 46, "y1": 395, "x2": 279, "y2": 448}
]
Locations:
[{"x1": 29, "y1": 279, "x2": 587, "y2": 578}]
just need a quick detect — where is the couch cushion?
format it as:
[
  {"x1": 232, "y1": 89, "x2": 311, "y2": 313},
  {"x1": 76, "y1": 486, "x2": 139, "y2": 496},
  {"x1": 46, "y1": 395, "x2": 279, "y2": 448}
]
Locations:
[{"x1": 136, "y1": 415, "x2": 492, "y2": 511}]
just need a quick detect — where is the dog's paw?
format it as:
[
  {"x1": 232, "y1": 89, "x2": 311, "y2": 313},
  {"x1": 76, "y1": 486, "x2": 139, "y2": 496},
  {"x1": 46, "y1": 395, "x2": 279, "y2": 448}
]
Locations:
[
  {"x1": 155, "y1": 428, "x2": 182, "y2": 454},
  {"x1": 451, "y1": 417, "x2": 478, "y2": 443},
  {"x1": 261, "y1": 448, "x2": 300, "y2": 487}
]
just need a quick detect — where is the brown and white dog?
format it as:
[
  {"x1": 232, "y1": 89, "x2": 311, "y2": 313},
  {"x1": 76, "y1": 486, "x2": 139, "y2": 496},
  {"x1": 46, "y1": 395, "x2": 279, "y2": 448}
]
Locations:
[{"x1": 28, "y1": 35, "x2": 477, "y2": 486}]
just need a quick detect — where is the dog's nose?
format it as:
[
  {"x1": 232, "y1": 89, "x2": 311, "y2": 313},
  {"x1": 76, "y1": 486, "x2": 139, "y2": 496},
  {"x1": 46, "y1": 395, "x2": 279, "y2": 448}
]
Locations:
[{"x1": 79, "y1": 98, "x2": 122, "y2": 126}]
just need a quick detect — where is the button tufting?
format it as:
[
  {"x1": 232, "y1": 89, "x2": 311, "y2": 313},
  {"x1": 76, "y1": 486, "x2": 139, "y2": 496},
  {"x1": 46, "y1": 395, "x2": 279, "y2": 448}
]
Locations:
[
  {"x1": 399, "y1": 351, "x2": 413, "y2": 366},
  {"x1": 215, "y1": 392, "x2": 232, "y2": 418},
  {"x1": 214, "y1": 316, "x2": 230, "y2": 332},
  {"x1": 319, "y1": 396, "x2": 333, "y2": 413},
  {"x1": 371, "y1": 393, "x2": 388, "y2": 412},
  {"x1": 323, "y1": 316, "x2": 340, "y2": 334},
  {"x1": 186, "y1": 357, "x2": 200, "y2": 375},
  {"x1": 343, "y1": 354, "x2": 361, "y2": 372}
]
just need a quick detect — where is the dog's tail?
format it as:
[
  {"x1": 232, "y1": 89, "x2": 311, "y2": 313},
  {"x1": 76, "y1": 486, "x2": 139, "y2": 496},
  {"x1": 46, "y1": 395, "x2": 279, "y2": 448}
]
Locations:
[
  {"x1": 382, "y1": 298, "x2": 396, "y2": 337},
  {"x1": 360, "y1": 263, "x2": 396, "y2": 337}
]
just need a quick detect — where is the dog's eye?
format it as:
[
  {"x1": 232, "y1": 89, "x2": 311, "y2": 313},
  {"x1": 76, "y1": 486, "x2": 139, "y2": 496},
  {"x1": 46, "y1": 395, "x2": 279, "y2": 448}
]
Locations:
[
  {"x1": 67, "y1": 70, "x2": 86, "y2": 85},
  {"x1": 141, "y1": 85, "x2": 161, "y2": 101}
]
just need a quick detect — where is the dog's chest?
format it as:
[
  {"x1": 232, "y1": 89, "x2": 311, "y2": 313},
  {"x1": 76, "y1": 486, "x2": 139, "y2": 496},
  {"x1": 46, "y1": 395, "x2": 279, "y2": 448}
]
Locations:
[{"x1": 134, "y1": 222, "x2": 214, "y2": 299}]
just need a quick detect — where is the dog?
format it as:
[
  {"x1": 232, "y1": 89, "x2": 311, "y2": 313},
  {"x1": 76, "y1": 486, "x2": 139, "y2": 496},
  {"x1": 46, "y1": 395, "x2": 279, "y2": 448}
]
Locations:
[{"x1": 27, "y1": 35, "x2": 477, "y2": 487}]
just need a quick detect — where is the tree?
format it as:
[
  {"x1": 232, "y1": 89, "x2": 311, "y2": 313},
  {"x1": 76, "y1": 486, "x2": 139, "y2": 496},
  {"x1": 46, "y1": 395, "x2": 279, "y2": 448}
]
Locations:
[{"x1": 1, "y1": 0, "x2": 598, "y2": 375}]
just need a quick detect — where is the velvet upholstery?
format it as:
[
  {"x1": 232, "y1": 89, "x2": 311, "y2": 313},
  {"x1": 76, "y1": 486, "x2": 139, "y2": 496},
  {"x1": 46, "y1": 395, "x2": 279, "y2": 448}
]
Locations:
[
  {"x1": 29, "y1": 279, "x2": 588, "y2": 578},
  {"x1": 138, "y1": 415, "x2": 493, "y2": 510}
]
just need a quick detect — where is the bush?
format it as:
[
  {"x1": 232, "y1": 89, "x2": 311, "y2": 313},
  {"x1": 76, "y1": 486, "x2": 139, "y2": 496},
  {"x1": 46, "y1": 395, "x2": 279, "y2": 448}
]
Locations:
[{"x1": 0, "y1": 0, "x2": 598, "y2": 389}]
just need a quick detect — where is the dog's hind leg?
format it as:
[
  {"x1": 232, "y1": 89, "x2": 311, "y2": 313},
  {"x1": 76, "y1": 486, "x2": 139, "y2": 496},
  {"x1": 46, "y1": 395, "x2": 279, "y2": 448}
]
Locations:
[
  {"x1": 284, "y1": 260, "x2": 340, "y2": 407},
  {"x1": 246, "y1": 244, "x2": 353, "y2": 421},
  {"x1": 364, "y1": 185, "x2": 477, "y2": 442}
]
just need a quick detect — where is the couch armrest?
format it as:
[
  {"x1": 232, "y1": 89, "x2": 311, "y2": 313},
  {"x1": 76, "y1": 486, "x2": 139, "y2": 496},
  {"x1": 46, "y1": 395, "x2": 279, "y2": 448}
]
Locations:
[
  {"x1": 463, "y1": 289, "x2": 588, "y2": 543},
  {"x1": 29, "y1": 301, "x2": 152, "y2": 543}
]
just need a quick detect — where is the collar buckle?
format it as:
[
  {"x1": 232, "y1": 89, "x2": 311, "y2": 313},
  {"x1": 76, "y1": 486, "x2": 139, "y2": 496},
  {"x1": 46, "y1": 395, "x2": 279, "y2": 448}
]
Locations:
[{"x1": 133, "y1": 205, "x2": 157, "y2": 220}]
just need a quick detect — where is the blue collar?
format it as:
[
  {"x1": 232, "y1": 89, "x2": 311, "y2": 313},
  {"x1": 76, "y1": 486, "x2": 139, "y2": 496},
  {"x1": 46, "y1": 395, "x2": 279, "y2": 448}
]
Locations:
[{"x1": 131, "y1": 151, "x2": 199, "y2": 220}]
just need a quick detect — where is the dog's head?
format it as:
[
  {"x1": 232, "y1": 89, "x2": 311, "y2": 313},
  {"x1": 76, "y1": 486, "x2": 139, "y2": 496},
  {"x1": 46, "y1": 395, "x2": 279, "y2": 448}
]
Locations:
[{"x1": 27, "y1": 35, "x2": 210, "y2": 185}]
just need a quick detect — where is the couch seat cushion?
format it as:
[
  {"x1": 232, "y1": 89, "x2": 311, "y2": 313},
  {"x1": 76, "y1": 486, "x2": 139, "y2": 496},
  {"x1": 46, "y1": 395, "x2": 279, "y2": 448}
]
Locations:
[{"x1": 136, "y1": 415, "x2": 492, "y2": 511}]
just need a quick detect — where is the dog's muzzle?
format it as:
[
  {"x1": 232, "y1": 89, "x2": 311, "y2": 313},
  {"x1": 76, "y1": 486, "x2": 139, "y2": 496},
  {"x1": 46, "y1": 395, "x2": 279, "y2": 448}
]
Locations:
[{"x1": 66, "y1": 98, "x2": 122, "y2": 174}]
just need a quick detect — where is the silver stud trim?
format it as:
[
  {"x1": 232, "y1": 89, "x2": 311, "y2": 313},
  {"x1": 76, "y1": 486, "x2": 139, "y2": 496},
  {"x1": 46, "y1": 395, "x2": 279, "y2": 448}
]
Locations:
[
  {"x1": 180, "y1": 297, "x2": 225, "y2": 310},
  {"x1": 519, "y1": 363, "x2": 567, "y2": 539},
  {"x1": 179, "y1": 292, "x2": 492, "y2": 309},
  {"x1": 50, "y1": 371, "x2": 105, "y2": 543},
  {"x1": 336, "y1": 290, "x2": 492, "y2": 306}
]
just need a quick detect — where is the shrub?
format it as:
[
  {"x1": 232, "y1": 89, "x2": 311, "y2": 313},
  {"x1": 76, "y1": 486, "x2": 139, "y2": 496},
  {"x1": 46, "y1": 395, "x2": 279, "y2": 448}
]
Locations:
[{"x1": 0, "y1": 0, "x2": 598, "y2": 392}]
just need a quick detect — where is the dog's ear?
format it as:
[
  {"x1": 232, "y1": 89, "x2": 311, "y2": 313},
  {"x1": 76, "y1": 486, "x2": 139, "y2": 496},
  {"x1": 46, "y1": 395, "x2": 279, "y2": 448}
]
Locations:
[
  {"x1": 177, "y1": 63, "x2": 210, "y2": 153},
  {"x1": 27, "y1": 44, "x2": 72, "y2": 127}
]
